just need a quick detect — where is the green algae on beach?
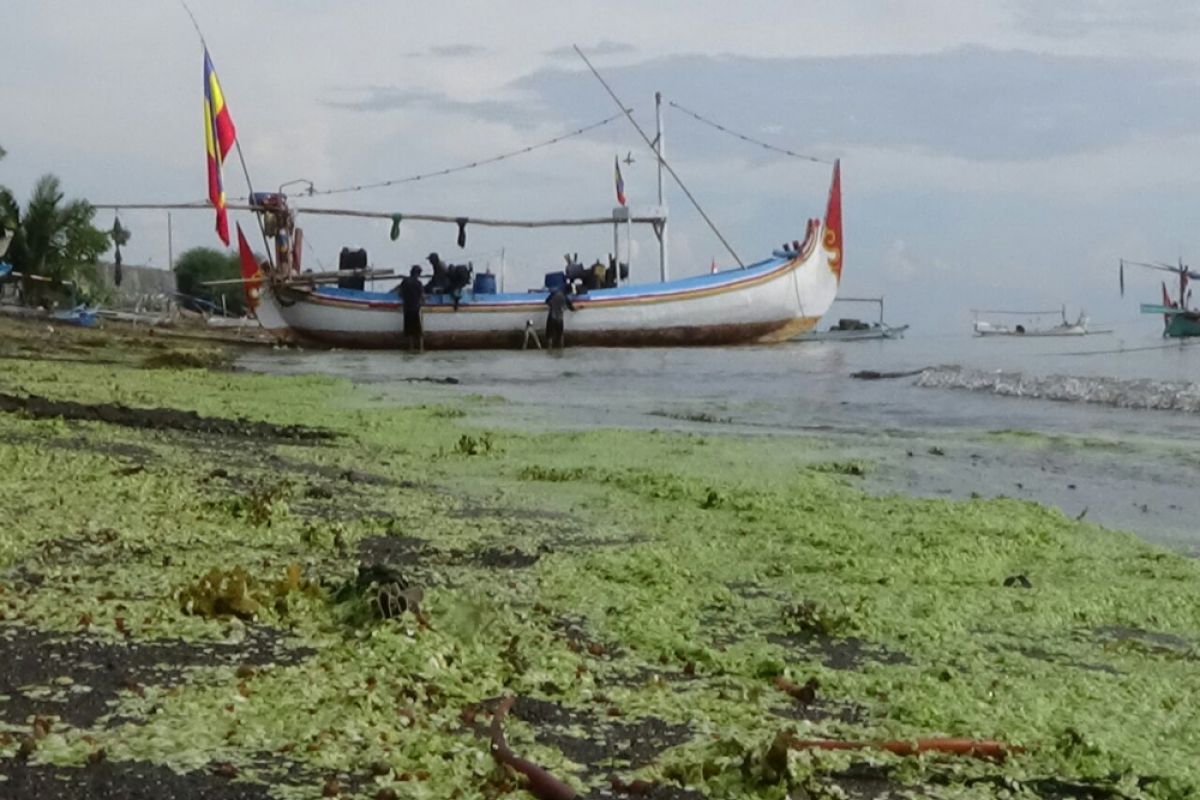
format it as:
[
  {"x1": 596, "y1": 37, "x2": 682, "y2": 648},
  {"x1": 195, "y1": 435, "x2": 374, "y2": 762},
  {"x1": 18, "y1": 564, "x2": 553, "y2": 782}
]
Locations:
[{"x1": 1, "y1": 318, "x2": 1199, "y2": 799}]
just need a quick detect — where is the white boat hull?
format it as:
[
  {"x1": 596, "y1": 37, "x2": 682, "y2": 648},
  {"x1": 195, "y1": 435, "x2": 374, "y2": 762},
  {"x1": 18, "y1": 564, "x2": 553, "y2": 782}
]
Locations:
[
  {"x1": 258, "y1": 163, "x2": 844, "y2": 350},
  {"x1": 793, "y1": 323, "x2": 908, "y2": 342}
]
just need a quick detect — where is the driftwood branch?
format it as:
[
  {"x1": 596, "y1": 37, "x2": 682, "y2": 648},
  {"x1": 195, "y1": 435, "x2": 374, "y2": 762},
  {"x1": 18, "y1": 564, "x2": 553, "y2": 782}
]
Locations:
[{"x1": 489, "y1": 696, "x2": 578, "y2": 800}]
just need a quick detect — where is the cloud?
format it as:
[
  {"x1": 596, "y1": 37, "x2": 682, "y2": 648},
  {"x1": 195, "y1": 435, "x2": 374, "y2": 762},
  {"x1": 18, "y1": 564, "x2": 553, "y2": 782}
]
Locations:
[
  {"x1": 545, "y1": 40, "x2": 637, "y2": 59},
  {"x1": 426, "y1": 44, "x2": 489, "y2": 57},
  {"x1": 514, "y1": 47, "x2": 1200, "y2": 162},
  {"x1": 322, "y1": 86, "x2": 538, "y2": 127},
  {"x1": 1014, "y1": 0, "x2": 1200, "y2": 39}
]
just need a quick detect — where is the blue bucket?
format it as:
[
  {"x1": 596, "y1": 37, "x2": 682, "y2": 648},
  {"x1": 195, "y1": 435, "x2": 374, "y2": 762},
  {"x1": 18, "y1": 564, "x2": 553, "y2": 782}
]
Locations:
[
  {"x1": 473, "y1": 272, "x2": 497, "y2": 294},
  {"x1": 544, "y1": 271, "x2": 567, "y2": 291}
]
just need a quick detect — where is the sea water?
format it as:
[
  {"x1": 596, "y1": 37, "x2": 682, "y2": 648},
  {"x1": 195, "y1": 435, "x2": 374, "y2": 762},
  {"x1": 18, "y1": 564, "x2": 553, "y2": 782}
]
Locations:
[{"x1": 238, "y1": 318, "x2": 1200, "y2": 551}]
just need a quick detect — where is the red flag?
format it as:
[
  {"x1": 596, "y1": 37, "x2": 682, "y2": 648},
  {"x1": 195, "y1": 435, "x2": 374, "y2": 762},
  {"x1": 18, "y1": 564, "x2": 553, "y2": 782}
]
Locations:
[
  {"x1": 236, "y1": 224, "x2": 262, "y2": 312},
  {"x1": 614, "y1": 156, "x2": 626, "y2": 206},
  {"x1": 204, "y1": 48, "x2": 238, "y2": 245}
]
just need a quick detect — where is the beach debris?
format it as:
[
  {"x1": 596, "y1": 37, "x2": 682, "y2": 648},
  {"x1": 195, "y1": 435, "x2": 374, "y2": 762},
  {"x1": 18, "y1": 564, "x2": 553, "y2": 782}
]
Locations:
[
  {"x1": 610, "y1": 776, "x2": 658, "y2": 795},
  {"x1": 850, "y1": 368, "x2": 927, "y2": 380},
  {"x1": 808, "y1": 460, "x2": 870, "y2": 477},
  {"x1": 773, "y1": 675, "x2": 819, "y2": 704},
  {"x1": 762, "y1": 728, "x2": 1020, "y2": 777},
  {"x1": 489, "y1": 695, "x2": 578, "y2": 800},
  {"x1": 334, "y1": 563, "x2": 427, "y2": 625}
]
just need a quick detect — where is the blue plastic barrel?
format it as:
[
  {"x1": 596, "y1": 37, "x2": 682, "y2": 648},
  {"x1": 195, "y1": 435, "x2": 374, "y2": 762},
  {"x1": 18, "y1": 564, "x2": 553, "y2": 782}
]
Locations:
[
  {"x1": 473, "y1": 272, "x2": 497, "y2": 294},
  {"x1": 544, "y1": 271, "x2": 567, "y2": 292}
]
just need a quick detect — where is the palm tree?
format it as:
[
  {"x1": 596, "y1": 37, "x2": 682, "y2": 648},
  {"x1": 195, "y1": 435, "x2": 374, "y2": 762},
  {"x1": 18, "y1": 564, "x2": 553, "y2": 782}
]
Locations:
[{"x1": 2, "y1": 174, "x2": 110, "y2": 306}]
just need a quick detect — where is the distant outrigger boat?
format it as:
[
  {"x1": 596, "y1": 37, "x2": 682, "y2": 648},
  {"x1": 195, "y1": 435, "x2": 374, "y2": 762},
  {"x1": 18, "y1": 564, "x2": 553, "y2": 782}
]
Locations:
[
  {"x1": 1120, "y1": 258, "x2": 1200, "y2": 338},
  {"x1": 791, "y1": 296, "x2": 907, "y2": 342},
  {"x1": 971, "y1": 307, "x2": 1107, "y2": 337}
]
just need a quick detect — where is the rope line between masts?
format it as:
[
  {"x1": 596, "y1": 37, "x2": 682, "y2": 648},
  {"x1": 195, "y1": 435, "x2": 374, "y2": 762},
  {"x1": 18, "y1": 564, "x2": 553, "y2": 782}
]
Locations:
[
  {"x1": 218, "y1": 112, "x2": 627, "y2": 201},
  {"x1": 572, "y1": 45, "x2": 744, "y2": 269},
  {"x1": 668, "y1": 101, "x2": 834, "y2": 165}
]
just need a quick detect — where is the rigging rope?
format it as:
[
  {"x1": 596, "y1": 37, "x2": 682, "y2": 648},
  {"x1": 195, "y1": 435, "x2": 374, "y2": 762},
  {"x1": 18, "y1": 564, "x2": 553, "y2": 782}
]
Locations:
[
  {"x1": 291, "y1": 113, "x2": 626, "y2": 199},
  {"x1": 668, "y1": 101, "x2": 834, "y2": 165}
]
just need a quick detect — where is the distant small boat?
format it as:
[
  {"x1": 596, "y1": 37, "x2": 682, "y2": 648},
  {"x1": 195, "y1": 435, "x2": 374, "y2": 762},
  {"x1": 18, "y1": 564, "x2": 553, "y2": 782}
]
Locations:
[
  {"x1": 971, "y1": 307, "x2": 1109, "y2": 337},
  {"x1": 1119, "y1": 258, "x2": 1200, "y2": 338},
  {"x1": 792, "y1": 296, "x2": 908, "y2": 342}
]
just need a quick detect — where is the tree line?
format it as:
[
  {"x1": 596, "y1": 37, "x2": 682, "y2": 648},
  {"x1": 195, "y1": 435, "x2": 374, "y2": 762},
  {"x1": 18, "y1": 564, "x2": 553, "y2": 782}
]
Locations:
[{"x1": 1, "y1": 146, "x2": 247, "y2": 315}]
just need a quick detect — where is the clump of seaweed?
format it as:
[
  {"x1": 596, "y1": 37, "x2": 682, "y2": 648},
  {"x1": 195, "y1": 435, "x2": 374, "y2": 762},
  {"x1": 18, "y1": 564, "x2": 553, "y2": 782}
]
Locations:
[
  {"x1": 222, "y1": 480, "x2": 293, "y2": 526},
  {"x1": 177, "y1": 564, "x2": 320, "y2": 620},
  {"x1": 454, "y1": 432, "x2": 496, "y2": 456},
  {"x1": 518, "y1": 466, "x2": 588, "y2": 482},
  {"x1": 141, "y1": 349, "x2": 231, "y2": 370},
  {"x1": 782, "y1": 600, "x2": 858, "y2": 638}
]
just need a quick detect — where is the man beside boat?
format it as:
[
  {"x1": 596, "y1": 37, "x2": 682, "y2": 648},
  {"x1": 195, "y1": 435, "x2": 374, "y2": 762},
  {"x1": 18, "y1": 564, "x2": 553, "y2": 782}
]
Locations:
[
  {"x1": 544, "y1": 286, "x2": 577, "y2": 351},
  {"x1": 398, "y1": 265, "x2": 425, "y2": 353}
]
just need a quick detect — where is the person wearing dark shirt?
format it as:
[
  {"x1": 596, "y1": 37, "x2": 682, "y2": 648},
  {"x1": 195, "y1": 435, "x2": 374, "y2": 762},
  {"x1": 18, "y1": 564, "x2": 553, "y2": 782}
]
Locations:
[
  {"x1": 399, "y1": 265, "x2": 425, "y2": 353},
  {"x1": 544, "y1": 287, "x2": 576, "y2": 350}
]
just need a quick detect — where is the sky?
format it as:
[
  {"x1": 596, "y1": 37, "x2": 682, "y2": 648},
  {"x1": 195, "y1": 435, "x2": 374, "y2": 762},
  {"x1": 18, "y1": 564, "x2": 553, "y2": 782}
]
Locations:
[{"x1": 4, "y1": 0, "x2": 1200, "y2": 332}]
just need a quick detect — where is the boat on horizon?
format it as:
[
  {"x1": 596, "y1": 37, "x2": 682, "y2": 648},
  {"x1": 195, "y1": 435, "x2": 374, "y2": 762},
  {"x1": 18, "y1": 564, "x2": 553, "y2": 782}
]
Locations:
[
  {"x1": 791, "y1": 296, "x2": 907, "y2": 342},
  {"x1": 971, "y1": 307, "x2": 1108, "y2": 338},
  {"x1": 1120, "y1": 258, "x2": 1200, "y2": 338}
]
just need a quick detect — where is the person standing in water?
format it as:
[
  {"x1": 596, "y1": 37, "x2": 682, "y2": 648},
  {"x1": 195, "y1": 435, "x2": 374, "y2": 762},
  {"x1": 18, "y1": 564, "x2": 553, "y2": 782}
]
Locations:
[
  {"x1": 544, "y1": 286, "x2": 576, "y2": 350},
  {"x1": 399, "y1": 265, "x2": 425, "y2": 353}
]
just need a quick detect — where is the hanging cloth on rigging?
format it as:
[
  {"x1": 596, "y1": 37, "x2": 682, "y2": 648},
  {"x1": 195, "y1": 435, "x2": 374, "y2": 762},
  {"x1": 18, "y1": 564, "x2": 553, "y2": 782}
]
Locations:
[
  {"x1": 456, "y1": 217, "x2": 468, "y2": 248},
  {"x1": 110, "y1": 216, "x2": 130, "y2": 287},
  {"x1": 390, "y1": 213, "x2": 403, "y2": 241}
]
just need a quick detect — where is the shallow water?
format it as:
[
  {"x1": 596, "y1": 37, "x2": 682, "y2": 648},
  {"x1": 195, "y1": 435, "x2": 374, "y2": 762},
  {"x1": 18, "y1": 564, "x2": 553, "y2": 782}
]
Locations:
[{"x1": 238, "y1": 318, "x2": 1200, "y2": 550}]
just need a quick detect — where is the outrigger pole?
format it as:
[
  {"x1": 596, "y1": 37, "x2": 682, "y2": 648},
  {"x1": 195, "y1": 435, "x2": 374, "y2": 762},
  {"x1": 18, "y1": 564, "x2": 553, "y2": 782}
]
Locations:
[
  {"x1": 572, "y1": 45, "x2": 745, "y2": 270},
  {"x1": 92, "y1": 202, "x2": 669, "y2": 230}
]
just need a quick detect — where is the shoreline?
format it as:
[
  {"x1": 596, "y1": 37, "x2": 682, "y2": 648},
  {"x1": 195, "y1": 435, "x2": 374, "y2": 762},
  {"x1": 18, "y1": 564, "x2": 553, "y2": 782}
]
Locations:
[{"x1": 1, "y1": 315, "x2": 1198, "y2": 799}]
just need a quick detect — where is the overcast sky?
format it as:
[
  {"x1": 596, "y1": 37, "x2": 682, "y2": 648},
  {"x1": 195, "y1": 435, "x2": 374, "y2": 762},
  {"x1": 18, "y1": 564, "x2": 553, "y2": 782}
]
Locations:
[{"x1": 4, "y1": 0, "x2": 1200, "y2": 331}]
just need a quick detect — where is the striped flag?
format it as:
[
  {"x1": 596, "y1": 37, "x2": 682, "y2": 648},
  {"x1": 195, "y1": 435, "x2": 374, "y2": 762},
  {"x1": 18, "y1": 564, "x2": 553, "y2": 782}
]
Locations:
[
  {"x1": 203, "y1": 48, "x2": 237, "y2": 245},
  {"x1": 614, "y1": 156, "x2": 626, "y2": 206}
]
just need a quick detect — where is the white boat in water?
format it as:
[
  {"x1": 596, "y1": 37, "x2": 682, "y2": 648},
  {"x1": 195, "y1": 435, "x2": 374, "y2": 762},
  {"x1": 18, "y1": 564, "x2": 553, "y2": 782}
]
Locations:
[
  {"x1": 971, "y1": 307, "x2": 1109, "y2": 337},
  {"x1": 792, "y1": 296, "x2": 907, "y2": 342},
  {"x1": 245, "y1": 162, "x2": 845, "y2": 350}
]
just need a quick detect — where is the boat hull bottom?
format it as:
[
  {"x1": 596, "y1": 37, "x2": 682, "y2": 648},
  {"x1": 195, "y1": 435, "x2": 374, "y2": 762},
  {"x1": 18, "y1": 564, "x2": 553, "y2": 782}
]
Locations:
[
  {"x1": 287, "y1": 316, "x2": 820, "y2": 350},
  {"x1": 1165, "y1": 314, "x2": 1200, "y2": 338}
]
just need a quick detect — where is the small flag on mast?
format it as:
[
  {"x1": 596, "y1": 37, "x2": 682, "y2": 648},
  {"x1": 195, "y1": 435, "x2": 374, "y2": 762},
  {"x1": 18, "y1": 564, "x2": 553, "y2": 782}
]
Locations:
[
  {"x1": 236, "y1": 223, "x2": 262, "y2": 313},
  {"x1": 614, "y1": 155, "x2": 626, "y2": 206},
  {"x1": 203, "y1": 48, "x2": 238, "y2": 246}
]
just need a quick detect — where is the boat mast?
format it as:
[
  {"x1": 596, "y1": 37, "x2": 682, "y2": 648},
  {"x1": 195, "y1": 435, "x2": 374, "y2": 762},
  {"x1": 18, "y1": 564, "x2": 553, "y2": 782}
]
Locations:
[{"x1": 655, "y1": 92, "x2": 668, "y2": 283}]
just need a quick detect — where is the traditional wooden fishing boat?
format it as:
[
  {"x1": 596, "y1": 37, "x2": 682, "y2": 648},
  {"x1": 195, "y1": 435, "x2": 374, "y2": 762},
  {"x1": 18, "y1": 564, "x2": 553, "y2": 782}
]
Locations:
[
  {"x1": 1120, "y1": 258, "x2": 1200, "y2": 338},
  {"x1": 246, "y1": 162, "x2": 843, "y2": 350},
  {"x1": 791, "y1": 296, "x2": 906, "y2": 342},
  {"x1": 971, "y1": 307, "x2": 1106, "y2": 337}
]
